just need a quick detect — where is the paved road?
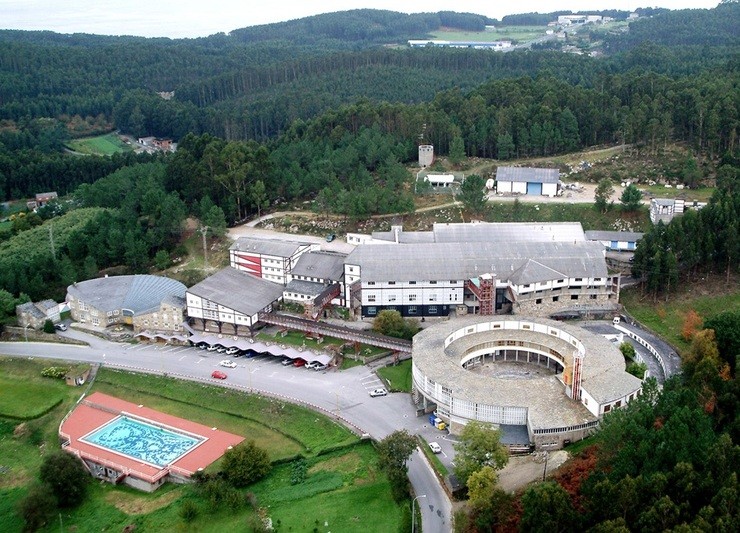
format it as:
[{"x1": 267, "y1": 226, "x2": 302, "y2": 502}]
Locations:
[{"x1": 0, "y1": 334, "x2": 451, "y2": 533}]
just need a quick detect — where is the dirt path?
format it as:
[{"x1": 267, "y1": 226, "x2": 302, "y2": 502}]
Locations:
[{"x1": 497, "y1": 450, "x2": 569, "y2": 493}]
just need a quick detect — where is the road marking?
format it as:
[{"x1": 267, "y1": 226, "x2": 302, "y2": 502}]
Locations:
[
  {"x1": 196, "y1": 358, "x2": 203, "y2": 364},
  {"x1": 178, "y1": 355, "x2": 187, "y2": 361}
]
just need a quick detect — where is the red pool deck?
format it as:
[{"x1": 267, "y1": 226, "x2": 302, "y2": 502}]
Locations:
[{"x1": 60, "y1": 392, "x2": 244, "y2": 483}]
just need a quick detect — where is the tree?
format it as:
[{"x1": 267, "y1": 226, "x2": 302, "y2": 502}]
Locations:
[
  {"x1": 594, "y1": 178, "x2": 614, "y2": 213},
  {"x1": 449, "y1": 135, "x2": 465, "y2": 166},
  {"x1": 18, "y1": 483, "x2": 57, "y2": 531},
  {"x1": 619, "y1": 342, "x2": 636, "y2": 360},
  {"x1": 467, "y1": 467, "x2": 513, "y2": 530},
  {"x1": 199, "y1": 196, "x2": 227, "y2": 238},
  {"x1": 520, "y1": 481, "x2": 578, "y2": 533},
  {"x1": 704, "y1": 310, "x2": 740, "y2": 375},
  {"x1": 220, "y1": 440, "x2": 271, "y2": 488},
  {"x1": 43, "y1": 319, "x2": 55, "y2": 334},
  {"x1": 375, "y1": 430, "x2": 417, "y2": 502},
  {"x1": 39, "y1": 451, "x2": 88, "y2": 508},
  {"x1": 0, "y1": 289, "x2": 17, "y2": 323},
  {"x1": 620, "y1": 184, "x2": 643, "y2": 211},
  {"x1": 458, "y1": 174, "x2": 487, "y2": 214},
  {"x1": 496, "y1": 132, "x2": 514, "y2": 160},
  {"x1": 681, "y1": 309, "x2": 703, "y2": 341},
  {"x1": 372, "y1": 309, "x2": 418, "y2": 340},
  {"x1": 250, "y1": 180, "x2": 269, "y2": 220},
  {"x1": 453, "y1": 421, "x2": 508, "y2": 487}
]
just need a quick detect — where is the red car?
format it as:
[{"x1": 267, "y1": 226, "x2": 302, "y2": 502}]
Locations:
[
  {"x1": 211, "y1": 370, "x2": 227, "y2": 379},
  {"x1": 293, "y1": 358, "x2": 306, "y2": 368}
]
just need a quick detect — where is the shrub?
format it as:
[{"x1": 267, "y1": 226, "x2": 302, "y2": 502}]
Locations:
[
  {"x1": 619, "y1": 342, "x2": 636, "y2": 360},
  {"x1": 179, "y1": 500, "x2": 198, "y2": 522},
  {"x1": 41, "y1": 367, "x2": 68, "y2": 379},
  {"x1": 18, "y1": 484, "x2": 57, "y2": 532},
  {"x1": 220, "y1": 441, "x2": 271, "y2": 488},
  {"x1": 43, "y1": 319, "x2": 55, "y2": 334}
]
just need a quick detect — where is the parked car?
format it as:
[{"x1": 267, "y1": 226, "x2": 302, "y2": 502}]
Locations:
[
  {"x1": 314, "y1": 363, "x2": 329, "y2": 371},
  {"x1": 281, "y1": 357, "x2": 294, "y2": 366},
  {"x1": 429, "y1": 442, "x2": 442, "y2": 454},
  {"x1": 196, "y1": 342, "x2": 208, "y2": 350},
  {"x1": 326, "y1": 233, "x2": 336, "y2": 242},
  {"x1": 219, "y1": 360, "x2": 236, "y2": 368},
  {"x1": 225, "y1": 347, "x2": 240, "y2": 355},
  {"x1": 54, "y1": 323, "x2": 67, "y2": 331},
  {"x1": 305, "y1": 361, "x2": 320, "y2": 370},
  {"x1": 293, "y1": 358, "x2": 306, "y2": 368},
  {"x1": 206, "y1": 344, "x2": 219, "y2": 352},
  {"x1": 216, "y1": 346, "x2": 227, "y2": 353},
  {"x1": 369, "y1": 388, "x2": 388, "y2": 397},
  {"x1": 211, "y1": 370, "x2": 227, "y2": 379}
]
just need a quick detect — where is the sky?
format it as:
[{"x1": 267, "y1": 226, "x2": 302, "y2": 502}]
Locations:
[{"x1": 0, "y1": 1, "x2": 721, "y2": 39}]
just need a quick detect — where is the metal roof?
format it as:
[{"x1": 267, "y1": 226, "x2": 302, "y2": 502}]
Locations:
[
  {"x1": 187, "y1": 268, "x2": 283, "y2": 317},
  {"x1": 291, "y1": 251, "x2": 346, "y2": 281},
  {"x1": 285, "y1": 279, "x2": 326, "y2": 297},
  {"x1": 345, "y1": 241, "x2": 607, "y2": 284},
  {"x1": 585, "y1": 230, "x2": 644, "y2": 242},
  {"x1": 67, "y1": 275, "x2": 186, "y2": 316},
  {"x1": 230, "y1": 236, "x2": 310, "y2": 258},
  {"x1": 433, "y1": 222, "x2": 585, "y2": 243},
  {"x1": 496, "y1": 166, "x2": 560, "y2": 184}
]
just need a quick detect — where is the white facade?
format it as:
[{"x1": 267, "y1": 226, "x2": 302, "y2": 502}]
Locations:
[
  {"x1": 186, "y1": 293, "x2": 260, "y2": 328},
  {"x1": 418, "y1": 145, "x2": 434, "y2": 167}
]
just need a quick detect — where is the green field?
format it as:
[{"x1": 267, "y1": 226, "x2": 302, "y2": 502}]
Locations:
[
  {"x1": 431, "y1": 26, "x2": 548, "y2": 43},
  {"x1": 0, "y1": 378, "x2": 64, "y2": 419},
  {"x1": 66, "y1": 133, "x2": 131, "y2": 155},
  {"x1": 0, "y1": 358, "x2": 402, "y2": 532}
]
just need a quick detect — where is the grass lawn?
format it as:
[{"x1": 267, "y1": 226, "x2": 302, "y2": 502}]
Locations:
[
  {"x1": 1, "y1": 359, "x2": 403, "y2": 532},
  {"x1": 483, "y1": 202, "x2": 651, "y2": 232},
  {"x1": 621, "y1": 275, "x2": 740, "y2": 356},
  {"x1": 377, "y1": 359, "x2": 413, "y2": 393},
  {"x1": 418, "y1": 436, "x2": 449, "y2": 477},
  {"x1": 66, "y1": 133, "x2": 131, "y2": 155},
  {"x1": 431, "y1": 26, "x2": 548, "y2": 43},
  {"x1": 0, "y1": 377, "x2": 64, "y2": 419}
]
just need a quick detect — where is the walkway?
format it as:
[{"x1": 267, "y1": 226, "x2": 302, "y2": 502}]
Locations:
[{"x1": 259, "y1": 312, "x2": 412, "y2": 353}]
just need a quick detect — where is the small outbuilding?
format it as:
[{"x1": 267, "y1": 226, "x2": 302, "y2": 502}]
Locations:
[{"x1": 496, "y1": 167, "x2": 560, "y2": 197}]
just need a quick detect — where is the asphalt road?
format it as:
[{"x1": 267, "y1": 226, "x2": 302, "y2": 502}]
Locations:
[{"x1": 0, "y1": 333, "x2": 451, "y2": 533}]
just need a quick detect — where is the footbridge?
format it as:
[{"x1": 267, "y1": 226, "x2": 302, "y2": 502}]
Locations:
[{"x1": 258, "y1": 312, "x2": 412, "y2": 354}]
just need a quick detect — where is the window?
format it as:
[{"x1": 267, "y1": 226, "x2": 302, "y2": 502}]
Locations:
[
  {"x1": 571, "y1": 295, "x2": 579, "y2": 300},
  {"x1": 552, "y1": 296, "x2": 559, "y2": 302},
  {"x1": 536, "y1": 298, "x2": 542, "y2": 304},
  {"x1": 409, "y1": 294, "x2": 417, "y2": 302},
  {"x1": 428, "y1": 306, "x2": 437, "y2": 314},
  {"x1": 574, "y1": 278, "x2": 583, "y2": 282},
  {"x1": 523, "y1": 284, "x2": 531, "y2": 288},
  {"x1": 367, "y1": 294, "x2": 376, "y2": 303},
  {"x1": 429, "y1": 294, "x2": 437, "y2": 302},
  {"x1": 409, "y1": 281, "x2": 417, "y2": 285},
  {"x1": 594, "y1": 278, "x2": 602, "y2": 282},
  {"x1": 388, "y1": 281, "x2": 396, "y2": 285},
  {"x1": 429, "y1": 281, "x2": 437, "y2": 285},
  {"x1": 556, "y1": 279, "x2": 564, "y2": 284},
  {"x1": 603, "y1": 404, "x2": 611, "y2": 413},
  {"x1": 408, "y1": 306, "x2": 418, "y2": 315},
  {"x1": 388, "y1": 295, "x2": 397, "y2": 302},
  {"x1": 367, "y1": 281, "x2": 376, "y2": 286},
  {"x1": 367, "y1": 307, "x2": 377, "y2": 316},
  {"x1": 590, "y1": 294, "x2": 597, "y2": 300}
]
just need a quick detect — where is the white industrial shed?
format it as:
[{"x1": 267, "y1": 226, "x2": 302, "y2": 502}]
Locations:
[{"x1": 496, "y1": 167, "x2": 560, "y2": 197}]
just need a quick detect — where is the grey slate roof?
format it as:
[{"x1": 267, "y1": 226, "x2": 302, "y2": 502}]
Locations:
[
  {"x1": 413, "y1": 316, "x2": 642, "y2": 430},
  {"x1": 230, "y1": 237, "x2": 310, "y2": 258},
  {"x1": 496, "y1": 166, "x2": 559, "y2": 184},
  {"x1": 346, "y1": 241, "x2": 607, "y2": 284},
  {"x1": 371, "y1": 230, "x2": 435, "y2": 244},
  {"x1": 285, "y1": 279, "x2": 325, "y2": 297},
  {"x1": 187, "y1": 268, "x2": 283, "y2": 317},
  {"x1": 433, "y1": 222, "x2": 585, "y2": 243},
  {"x1": 585, "y1": 230, "x2": 644, "y2": 242},
  {"x1": 67, "y1": 275, "x2": 186, "y2": 316},
  {"x1": 291, "y1": 251, "x2": 346, "y2": 281},
  {"x1": 17, "y1": 301, "x2": 45, "y2": 319}
]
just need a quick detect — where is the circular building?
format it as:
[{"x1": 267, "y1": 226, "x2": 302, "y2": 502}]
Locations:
[{"x1": 412, "y1": 316, "x2": 642, "y2": 449}]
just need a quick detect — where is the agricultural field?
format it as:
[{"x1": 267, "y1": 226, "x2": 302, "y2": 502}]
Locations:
[
  {"x1": 0, "y1": 360, "x2": 402, "y2": 532},
  {"x1": 431, "y1": 26, "x2": 549, "y2": 43},
  {"x1": 66, "y1": 133, "x2": 131, "y2": 156}
]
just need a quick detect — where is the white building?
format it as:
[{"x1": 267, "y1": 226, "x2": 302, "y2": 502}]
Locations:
[
  {"x1": 496, "y1": 167, "x2": 560, "y2": 197},
  {"x1": 650, "y1": 198, "x2": 707, "y2": 225},
  {"x1": 423, "y1": 173, "x2": 455, "y2": 188},
  {"x1": 585, "y1": 230, "x2": 644, "y2": 252},
  {"x1": 186, "y1": 268, "x2": 283, "y2": 335},
  {"x1": 229, "y1": 237, "x2": 315, "y2": 285},
  {"x1": 418, "y1": 145, "x2": 434, "y2": 167},
  {"x1": 344, "y1": 234, "x2": 618, "y2": 319}
]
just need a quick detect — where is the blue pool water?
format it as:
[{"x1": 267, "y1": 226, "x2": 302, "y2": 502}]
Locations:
[{"x1": 82, "y1": 416, "x2": 203, "y2": 467}]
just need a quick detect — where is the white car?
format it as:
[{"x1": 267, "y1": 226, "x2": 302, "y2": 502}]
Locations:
[
  {"x1": 429, "y1": 442, "x2": 442, "y2": 454},
  {"x1": 369, "y1": 388, "x2": 388, "y2": 397},
  {"x1": 225, "y1": 347, "x2": 240, "y2": 355},
  {"x1": 206, "y1": 345, "x2": 219, "y2": 352},
  {"x1": 219, "y1": 360, "x2": 237, "y2": 368},
  {"x1": 305, "y1": 361, "x2": 320, "y2": 370}
]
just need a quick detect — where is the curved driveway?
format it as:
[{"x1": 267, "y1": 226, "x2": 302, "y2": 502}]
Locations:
[{"x1": 0, "y1": 334, "x2": 451, "y2": 533}]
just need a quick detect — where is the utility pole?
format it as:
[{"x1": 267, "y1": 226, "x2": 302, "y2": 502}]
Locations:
[
  {"x1": 49, "y1": 225, "x2": 56, "y2": 259},
  {"x1": 200, "y1": 225, "x2": 209, "y2": 271}
]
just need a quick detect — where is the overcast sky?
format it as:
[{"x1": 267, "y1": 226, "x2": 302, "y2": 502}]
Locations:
[{"x1": 0, "y1": 1, "x2": 721, "y2": 38}]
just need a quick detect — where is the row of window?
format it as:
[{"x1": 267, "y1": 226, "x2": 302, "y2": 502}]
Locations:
[
  {"x1": 367, "y1": 293, "x2": 459, "y2": 303},
  {"x1": 367, "y1": 280, "x2": 457, "y2": 286},
  {"x1": 534, "y1": 294, "x2": 599, "y2": 304}
]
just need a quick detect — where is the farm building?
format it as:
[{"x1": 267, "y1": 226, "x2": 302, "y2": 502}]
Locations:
[
  {"x1": 585, "y1": 231, "x2": 643, "y2": 252},
  {"x1": 496, "y1": 167, "x2": 560, "y2": 197},
  {"x1": 229, "y1": 237, "x2": 315, "y2": 285}
]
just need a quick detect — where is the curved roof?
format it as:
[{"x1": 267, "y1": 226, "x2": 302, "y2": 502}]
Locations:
[
  {"x1": 67, "y1": 275, "x2": 186, "y2": 316},
  {"x1": 412, "y1": 316, "x2": 642, "y2": 430}
]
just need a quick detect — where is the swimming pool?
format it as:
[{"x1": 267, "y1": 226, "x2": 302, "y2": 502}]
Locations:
[{"x1": 81, "y1": 416, "x2": 204, "y2": 467}]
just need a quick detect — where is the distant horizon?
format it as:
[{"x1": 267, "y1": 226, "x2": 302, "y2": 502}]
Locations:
[{"x1": 0, "y1": 1, "x2": 720, "y2": 39}]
